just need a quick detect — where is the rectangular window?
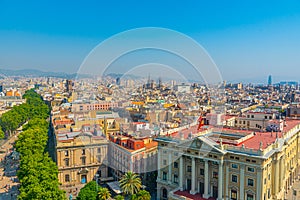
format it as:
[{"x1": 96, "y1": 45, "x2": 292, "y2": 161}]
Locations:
[
  {"x1": 200, "y1": 169, "x2": 204, "y2": 175},
  {"x1": 174, "y1": 174, "x2": 178, "y2": 184},
  {"x1": 231, "y1": 190, "x2": 237, "y2": 200},
  {"x1": 187, "y1": 166, "x2": 192, "y2": 172},
  {"x1": 82, "y1": 149, "x2": 86, "y2": 155},
  {"x1": 174, "y1": 162, "x2": 178, "y2": 168},
  {"x1": 232, "y1": 163, "x2": 238, "y2": 169},
  {"x1": 232, "y1": 175, "x2": 237, "y2": 183},
  {"x1": 64, "y1": 158, "x2": 69, "y2": 167},
  {"x1": 213, "y1": 171, "x2": 218, "y2": 179},
  {"x1": 248, "y1": 178, "x2": 254, "y2": 186},
  {"x1": 247, "y1": 167, "x2": 255, "y2": 172},
  {"x1": 65, "y1": 174, "x2": 70, "y2": 182},
  {"x1": 247, "y1": 194, "x2": 254, "y2": 200},
  {"x1": 65, "y1": 150, "x2": 69, "y2": 156},
  {"x1": 97, "y1": 148, "x2": 101, "y2": 154},
  {"x1": 163, "y1": 172, "x2": 167, "y2": 181},
  {"x1": 81, "y1": 157, "x2": 86, "y2": 165},
  {"x1": 163, "y1": 160, "x2": 167, "y2": 165}
]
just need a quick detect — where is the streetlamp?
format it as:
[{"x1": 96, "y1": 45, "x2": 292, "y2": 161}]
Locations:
[{"x1": 95, "y1": 173, "x2": 99, "y2": 191}]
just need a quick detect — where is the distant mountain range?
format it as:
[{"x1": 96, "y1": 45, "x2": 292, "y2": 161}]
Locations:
[
  {"x1": 0, "y1": 68, "x2": 82, "y2": 79},
  {"x1": 0, "y1": 69, "x2": 298, "y2": 85}
]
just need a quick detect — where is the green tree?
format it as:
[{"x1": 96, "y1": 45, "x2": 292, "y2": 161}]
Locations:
[
  {"x1": 16, "y1": 89, "x2": 65, "y2": 200},
  {"x1": 77, "y1": 181, "x2": 99, "y2": 200},
  {"x1": 0, "y1": 125, "x2": 4, "y2": 139},
  {"x1": 98, "y1": 187, "x2": 111, "y2": 200},
  {"x1": 114, "y1": 195, "x2": 124, "y2": 200},
  {"x1": 119, "y1": 171, "x2": 142, "y2": 196},
  {"x1": 130, "y1": 190, "x2": 151, "y2": 200}
]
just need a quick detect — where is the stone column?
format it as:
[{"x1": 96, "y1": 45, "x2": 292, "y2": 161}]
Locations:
[
  {"x1": 73, "y1": 149, "x2": 76, "y2": 166},
  {"x1": 58, "y1": 151, "x2": 62, "y2": 166},
  {"x1": 280, "y1": 157, "x2": 284, "y2": 190},
  {"x1": 275, "y1": 159, "x2": 279, "y2": 195},
  {"x1": 256, "y1": 168, "x2": 262, "y2": 200},
  {"x1": 168, "y1": 153, "x2": 172, "y2": 183},
  {"x1": 240, "y1": 164, "x2": 245, "y2": 200},
  {"x1": 218, "y1": 159, "x2": 223, "y2": 200},
  {"x1": 190, "y1": 157, "x2": 196, "y2": 194},
  {"x1": 156, "y1": 187, "x2": 161, "y2": 200},
  {"x1": 157, "y1": 148, "x2": 161, "y2": 181},
  {"x1": 225, "y1": 163, "x2": 229, "y2": 200},
  {"x1": 179, "y1": 156, "x2": 184, "y2": 191},
  {"x1": 203, "y1": 159, "x2": 210, "y2": 199}
]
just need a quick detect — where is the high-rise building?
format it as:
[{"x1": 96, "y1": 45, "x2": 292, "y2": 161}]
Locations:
[
  {"x1": 65, "y1": 80, "x2": 73, "y2": 92},
  {"x1": 268, "y1": 75, "x2": 272, "y2": 86},
  {"x1": 116, "y1": 77, "x2": 121, "y2": 86}
]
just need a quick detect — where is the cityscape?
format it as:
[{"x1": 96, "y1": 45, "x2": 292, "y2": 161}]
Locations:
[{"x1": 1, "y1": 1, "x2": 300, "y2": 200}]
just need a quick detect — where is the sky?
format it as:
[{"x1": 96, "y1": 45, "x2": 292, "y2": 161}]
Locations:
[{"x1": 1, "y1": 0, "x2": 300, "y2": 83}]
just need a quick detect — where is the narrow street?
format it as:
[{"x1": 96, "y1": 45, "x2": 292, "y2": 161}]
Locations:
[{"x1": 0, "y1": 132, "x2": 21, "y2": 200}]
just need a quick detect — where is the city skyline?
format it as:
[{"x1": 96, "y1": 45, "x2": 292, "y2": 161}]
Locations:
[{"x1": 1, "y1": 1, "x2": 300, "y2": 82}]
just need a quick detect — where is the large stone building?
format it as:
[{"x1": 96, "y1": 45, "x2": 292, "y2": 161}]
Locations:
[
  {"x1": 55, "y1": 131, "x2": 110, "y2": 188},
  {"x1": 156, "y1": 119, "x2": 300, "y2": 200},
  {"x1": 108, "y1": 132, "x2": 158, "y2": 180},
  {"x1": 51, "y1": 110, "x2": 115, "y2": 191}
]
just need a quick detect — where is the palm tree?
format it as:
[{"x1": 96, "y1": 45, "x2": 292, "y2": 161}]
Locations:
[
  {"x1": 119, "y1": 171, "x2": 142, "y2": 195},
  {"x1": 98, "y1": 187, "x2": 111, "y2": 200},
  {"x1": 114, "y1": 195, "x2": 124, "y2": 200},
  {"x1": 130, "y1": 190, "x2": 151, "y2": 200}
]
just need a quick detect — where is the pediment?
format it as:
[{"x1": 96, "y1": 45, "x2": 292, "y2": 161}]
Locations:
[{"x1": 177, "y1": 137, "x2": 226, "y2": 155}]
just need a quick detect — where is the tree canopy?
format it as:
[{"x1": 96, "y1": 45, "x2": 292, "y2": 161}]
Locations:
[
  {"x1": 119, "y1": 171, "x2": 142, "y2": 196},
  {"x1": 15, "y1": 89, "x2": 65, "y2": 200},
  {"x1": 77, "y1": 181, "x2": 100, "y2": 200},
  {"x1": 130, "y1": 190, "x2": 151, "y2": 200}
]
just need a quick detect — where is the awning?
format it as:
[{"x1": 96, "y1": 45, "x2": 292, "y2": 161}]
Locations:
[
  {"x1": 107, "y1": 181, "x2": 122, "y2": 194},
  {"x1": 100, "y1": 177, "x2": 114, "y2": 182}
]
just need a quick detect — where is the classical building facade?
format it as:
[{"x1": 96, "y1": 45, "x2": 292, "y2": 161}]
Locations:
[
  {"x1": 156, "y1": 119, "x2": 300, "y2": 200},
  {"x1": 55, "y1": 131, "x2": 110, "y2": 188}
]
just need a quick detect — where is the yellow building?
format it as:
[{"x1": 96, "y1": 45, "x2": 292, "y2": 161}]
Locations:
[
  {"x1": 155, "y1": 119, "x2": 300, "y2": 200},
  {"x1": 55, "y1": 131, "x2": 110, "y2": 188}
]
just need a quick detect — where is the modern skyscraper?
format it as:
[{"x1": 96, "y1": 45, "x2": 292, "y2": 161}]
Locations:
[
  {"x1": 116, "y1": 77, "x2": 120, "y2": 86},
  {"x1": 268, "y1": 75, "x2": 272, "y2": 85}
]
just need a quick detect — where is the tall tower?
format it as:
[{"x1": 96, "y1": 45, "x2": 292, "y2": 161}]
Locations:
[
  {"x1": 268, "y1": 75, "x2": 272, "y2": 86},
  {"x1": 116, "y1": 77, "x2": 120, "y2": 86}
]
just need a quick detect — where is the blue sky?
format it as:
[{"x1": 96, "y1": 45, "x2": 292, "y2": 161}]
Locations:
[{"x1": 1, "y1": 0, "x2": 300, "y2": 82}]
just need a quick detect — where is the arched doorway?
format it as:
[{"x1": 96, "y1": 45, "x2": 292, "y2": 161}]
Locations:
[{"x1": 161, "y1": 187, "x2": 168, "y2": 200}]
